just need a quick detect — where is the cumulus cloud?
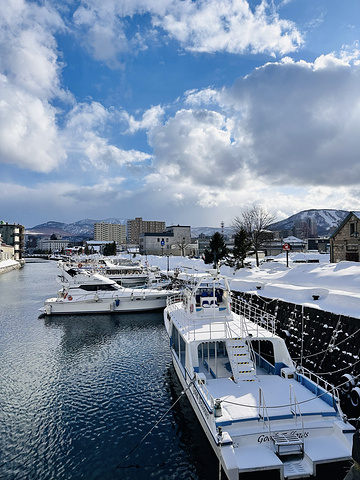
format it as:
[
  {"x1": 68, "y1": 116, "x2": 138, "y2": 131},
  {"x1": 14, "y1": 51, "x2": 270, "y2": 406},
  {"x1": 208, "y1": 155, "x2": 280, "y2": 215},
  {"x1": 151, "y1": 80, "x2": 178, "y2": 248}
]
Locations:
[
  {"x1": 0, "y1": 0, "x2": 69, "y2": 172},
  {"x1": 224, "y1": 53, "x2": 360, "y2": 186},
  {"x1": 149, "y1": 108, "x2": 242, "y2": 187},
  {"x1": 141, "y1": 50, "x2": 360, "y2": 221},
  {"x1": 64, "y1": 102, "x2": 152, "y2": 169},
  {"x1": 154, "y1": 0, "x2": 303, "y2": 55},
  {"x1": 72, "y1": 0, "x2": 303, "y2": 66},
  {"x1": 0, "y1": 75, "x2": 66, "y2": 173},
  {"x1": 122, "y1": 105, "x2": 165, "y2": 134}
]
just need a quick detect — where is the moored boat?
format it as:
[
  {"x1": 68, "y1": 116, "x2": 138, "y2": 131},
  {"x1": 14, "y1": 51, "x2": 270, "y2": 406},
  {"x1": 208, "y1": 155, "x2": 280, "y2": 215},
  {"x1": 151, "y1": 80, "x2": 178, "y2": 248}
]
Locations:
[
  {"x1": 164, "y1": 269, "x2": 355, "y2": 479},
  {"x1": 40, "y1": 264, "x2": 178, "y2": 315},
  {"x1": 65, "y1": 258, "x2": 150, "y2": 286}
]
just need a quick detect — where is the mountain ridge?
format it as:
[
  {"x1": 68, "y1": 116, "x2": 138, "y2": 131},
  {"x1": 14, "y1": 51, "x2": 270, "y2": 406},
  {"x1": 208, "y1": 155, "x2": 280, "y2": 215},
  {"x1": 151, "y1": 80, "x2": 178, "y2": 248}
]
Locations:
[{"x1": 25, "y1": 209, "x2": 350, "y2": 239}]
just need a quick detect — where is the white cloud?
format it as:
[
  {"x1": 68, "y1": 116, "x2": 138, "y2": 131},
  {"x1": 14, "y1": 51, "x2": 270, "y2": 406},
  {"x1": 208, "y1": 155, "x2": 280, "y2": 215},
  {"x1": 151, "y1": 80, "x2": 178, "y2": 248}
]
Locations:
[
  {"x1": 149, "y1": 108, "x2": 243, "y2": 188},
  {"x1": 0, "y1": 75, "x2": 66, "y2": 172},
  {"x1": 219, "y1": 52, "x2": 360, "y2": 186},
  {"x1": 64, "y1": 102, "x2": 152, "y2": 169},
  {"x1": 0, "y1": 0, "x2": 66, "y2": 99},
  {"x1": 0, "y1": 0, "x2": 69, "y2": 172},
  {"x1": 72, "y1": 0, "x2": 303, "y2": 66},
  {"x1": 123, "y1": 105, "x2": 165, "y2": 134},
  {"x1": 153, "y1": 0, "x2": 303, "y2": 56}
]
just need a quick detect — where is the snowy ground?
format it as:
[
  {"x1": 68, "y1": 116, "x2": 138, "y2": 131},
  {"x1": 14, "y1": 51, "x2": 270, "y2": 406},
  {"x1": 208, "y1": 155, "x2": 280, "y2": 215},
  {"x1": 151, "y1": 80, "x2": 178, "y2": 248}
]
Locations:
[{"x1": 135, "y1": 252, "x2": 360, "y2": 319}]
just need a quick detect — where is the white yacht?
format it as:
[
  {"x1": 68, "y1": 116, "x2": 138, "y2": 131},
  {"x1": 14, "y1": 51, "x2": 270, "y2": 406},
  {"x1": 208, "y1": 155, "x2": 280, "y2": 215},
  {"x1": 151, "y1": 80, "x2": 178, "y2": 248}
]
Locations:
[
  {"x1": 69, "y1": 258, "x2": 150, "y2": 286},
  {"x1": 40, "y1": 264, "x2": 178, "y2": 315},
  {"x1": 164, "y1": 270, "x2": 354, "y2": 480}
]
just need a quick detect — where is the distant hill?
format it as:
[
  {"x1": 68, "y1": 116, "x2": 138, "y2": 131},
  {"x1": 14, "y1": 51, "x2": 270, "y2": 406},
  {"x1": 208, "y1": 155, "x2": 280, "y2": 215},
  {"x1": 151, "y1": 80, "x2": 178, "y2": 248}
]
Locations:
[
  {"x1": 26, "y1": 209, "x2": 349, "y2": 239},
  {"x1": 191, "y1": 226, "x2": 233, "y2": 238},
  {"x1": 26, "y1": 218, "x2": 126, "y2": 239},
  {"x1": 269, "y1": 209, "x2": 348, "y2": 237}
]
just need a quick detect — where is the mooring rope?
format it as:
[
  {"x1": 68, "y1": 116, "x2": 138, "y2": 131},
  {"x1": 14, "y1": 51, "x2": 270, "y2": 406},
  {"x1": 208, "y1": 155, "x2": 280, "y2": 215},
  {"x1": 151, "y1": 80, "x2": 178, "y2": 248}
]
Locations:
[{"x1": 116, "y1": 379, "x2": 195, "y2": 469}]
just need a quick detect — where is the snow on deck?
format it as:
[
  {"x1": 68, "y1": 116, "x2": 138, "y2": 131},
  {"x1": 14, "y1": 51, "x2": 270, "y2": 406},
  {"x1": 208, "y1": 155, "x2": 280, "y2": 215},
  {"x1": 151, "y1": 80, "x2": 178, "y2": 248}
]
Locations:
[{"x1": 206, "y1": 374, "x2": 336, "y2": 425}]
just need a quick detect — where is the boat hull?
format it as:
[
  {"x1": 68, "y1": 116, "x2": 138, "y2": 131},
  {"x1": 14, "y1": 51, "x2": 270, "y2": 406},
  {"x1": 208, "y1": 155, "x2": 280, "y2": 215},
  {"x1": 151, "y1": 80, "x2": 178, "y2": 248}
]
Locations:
[{"x1": 42, "y1": 296, "x2": 167, "y2": 315}]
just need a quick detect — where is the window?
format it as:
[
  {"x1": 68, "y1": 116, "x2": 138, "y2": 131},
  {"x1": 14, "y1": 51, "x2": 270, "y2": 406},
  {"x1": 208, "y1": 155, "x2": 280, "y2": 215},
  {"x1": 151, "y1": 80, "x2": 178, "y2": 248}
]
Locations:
[{"x1": 350, "y1": 222, "x2": 358, "y2": 237}]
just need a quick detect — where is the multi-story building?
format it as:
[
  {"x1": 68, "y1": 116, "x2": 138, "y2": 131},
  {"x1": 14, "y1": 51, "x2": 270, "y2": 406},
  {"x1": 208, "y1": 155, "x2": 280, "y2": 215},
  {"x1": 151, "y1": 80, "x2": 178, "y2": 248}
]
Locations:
[
  {"x1": 0, "y1": 234, "x2": 15, "y2": 261},
  {"x1": 127, "y1": 217, "x2": 165, "y2": 245},
  {"x1": 139, "y1": 225, "x2": 193, "y2": 255},
  {"x1": 94, "y1": 222, "x2": 126, "y2": 245},
  {"x1": 39, "y1": 234, "x2": 70, "y2": 253},
  {"x1": 0, "y1": 222, "x2": 25, "y2": 260}
]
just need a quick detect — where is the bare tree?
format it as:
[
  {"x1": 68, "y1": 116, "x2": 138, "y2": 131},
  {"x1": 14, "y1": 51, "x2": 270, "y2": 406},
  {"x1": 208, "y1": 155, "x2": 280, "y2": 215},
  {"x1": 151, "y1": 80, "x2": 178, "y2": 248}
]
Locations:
[
  {"x1": 175, "y1": 239, "x2": 190, "y2": 256},
  {"x1": 232, "y1": 206, "x2": 276, "y2": 267}
]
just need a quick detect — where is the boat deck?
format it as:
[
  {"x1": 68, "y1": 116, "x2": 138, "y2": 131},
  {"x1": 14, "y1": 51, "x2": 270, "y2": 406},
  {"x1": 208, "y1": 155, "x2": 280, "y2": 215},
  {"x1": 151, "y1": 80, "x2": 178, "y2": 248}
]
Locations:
[{"x1": 205, "y1": 373, "x2": 336, "y2": 425}]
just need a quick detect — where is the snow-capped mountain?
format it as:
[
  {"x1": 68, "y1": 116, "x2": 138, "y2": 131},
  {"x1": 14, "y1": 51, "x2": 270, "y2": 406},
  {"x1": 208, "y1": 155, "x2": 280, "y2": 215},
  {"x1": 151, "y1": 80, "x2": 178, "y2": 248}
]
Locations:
[
  {"x1": 26, "y1": 218, "x2": 126, "y2": 238},
  {"x1": 26, "y1": 209, "x2": 349, "y2": 239},
  {"x1": 268, "y1": 209, "x2": 348, "y2": 236}
]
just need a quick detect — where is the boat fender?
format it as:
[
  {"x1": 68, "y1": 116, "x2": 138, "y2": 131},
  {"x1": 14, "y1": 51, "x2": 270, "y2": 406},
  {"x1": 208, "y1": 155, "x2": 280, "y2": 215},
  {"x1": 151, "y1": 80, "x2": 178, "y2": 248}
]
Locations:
[
  {"x1": 341, "y1": 374, "x2": 356, "y2": 394},
  {"x1": 78, "y1": 263, "x2": 82, "y2": 268},
  {"x1": 68, "y1": 295, "x2": 73, "y2": 301},
  {"x1": 190, "y1": 304, "x2": 194, "y2": 313},
  {"x1": 115, "y1": 299, "x2": 120, "y2": 307},
  {"x1": 350, "y1": 387, "x2": 360, "y2": 407},
  {"x1": 63, "y1": 292, "x2": 67, "y2": 299}
]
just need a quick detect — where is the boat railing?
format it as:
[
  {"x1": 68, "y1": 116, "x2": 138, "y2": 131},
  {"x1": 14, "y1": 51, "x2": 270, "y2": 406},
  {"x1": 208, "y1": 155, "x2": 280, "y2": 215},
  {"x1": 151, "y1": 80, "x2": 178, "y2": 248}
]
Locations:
[
  {"x1": 294, "y1": 364, "x2": 345, "y2": 419},
  {"x1": 167, "y1": 293, "x2": 228, "y2": 341},
  {"x1": 231, "y1": 295, "x2": 277, "y2": 336},
  {"x1": 289, "y1": 384, "x2": 305, "y2": 433},
  {"x1": 258, "y1": 387, "x2": 272, "y2": 445},
  {"x1": 195, "y1": 372, "x2": 215, "y2": 411}
]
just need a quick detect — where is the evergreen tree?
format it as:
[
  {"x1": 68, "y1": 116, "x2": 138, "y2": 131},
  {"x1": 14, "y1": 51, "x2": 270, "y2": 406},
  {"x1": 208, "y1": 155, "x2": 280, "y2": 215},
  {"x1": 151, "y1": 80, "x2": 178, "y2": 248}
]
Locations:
[
  {"x1": 203, "y1": 232, "x2": 227, "y2": 267},
  {"x1": 227, "y1": 227, "x2": 252, "y2": 269},
  {"x1": 103, "y1": 241, "x2": 117, "y2": 256}
]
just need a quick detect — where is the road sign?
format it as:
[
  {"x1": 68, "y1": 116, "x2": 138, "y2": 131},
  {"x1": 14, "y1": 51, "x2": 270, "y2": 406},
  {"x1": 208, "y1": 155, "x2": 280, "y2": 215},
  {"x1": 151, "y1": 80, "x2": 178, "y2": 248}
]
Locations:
[{"x1": 283, "y1": 243, "x2": 290, "y2": 251}]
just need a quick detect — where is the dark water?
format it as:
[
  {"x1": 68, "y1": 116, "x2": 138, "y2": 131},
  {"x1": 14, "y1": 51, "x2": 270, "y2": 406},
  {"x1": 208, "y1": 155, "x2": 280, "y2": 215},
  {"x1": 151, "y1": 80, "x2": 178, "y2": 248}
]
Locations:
[{"x1": 0, "y1": 261, "x2": 218, "y2": 480}]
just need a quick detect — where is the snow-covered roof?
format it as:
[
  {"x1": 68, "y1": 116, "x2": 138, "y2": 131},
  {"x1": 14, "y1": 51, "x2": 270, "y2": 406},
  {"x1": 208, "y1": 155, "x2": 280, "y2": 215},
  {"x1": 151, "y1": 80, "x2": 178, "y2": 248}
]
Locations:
[{"x1": 283, "y1": 236, "x2": 304, "y2": 243}]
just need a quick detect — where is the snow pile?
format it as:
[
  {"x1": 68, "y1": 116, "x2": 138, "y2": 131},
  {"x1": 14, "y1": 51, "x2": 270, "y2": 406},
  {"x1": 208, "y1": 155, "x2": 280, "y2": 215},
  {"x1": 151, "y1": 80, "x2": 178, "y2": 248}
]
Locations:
[{"x1": 141, "y1": 252, "x2": 360, "y2": 319}]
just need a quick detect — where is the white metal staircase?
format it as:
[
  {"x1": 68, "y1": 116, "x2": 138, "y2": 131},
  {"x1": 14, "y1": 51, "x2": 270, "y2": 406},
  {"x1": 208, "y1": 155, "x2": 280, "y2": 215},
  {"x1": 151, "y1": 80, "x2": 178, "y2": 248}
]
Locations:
[{"x1": 226, "y1": 337, "x2": 257, "y2": 382}]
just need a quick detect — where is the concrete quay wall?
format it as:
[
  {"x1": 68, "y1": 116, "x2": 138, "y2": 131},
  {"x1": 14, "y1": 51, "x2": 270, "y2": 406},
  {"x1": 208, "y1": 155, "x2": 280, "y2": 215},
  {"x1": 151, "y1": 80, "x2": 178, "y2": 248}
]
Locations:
[{"x1": 0, "y1": 261, "x2": 22, "y2": 274}]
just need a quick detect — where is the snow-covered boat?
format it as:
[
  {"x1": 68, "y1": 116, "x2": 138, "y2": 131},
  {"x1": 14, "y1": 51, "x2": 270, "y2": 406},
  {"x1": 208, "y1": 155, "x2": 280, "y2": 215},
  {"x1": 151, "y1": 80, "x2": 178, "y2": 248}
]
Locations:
[
  {"x1": 164, "y1": 269, "x2": 355, "y2": 479},
  {"x1": 40, "y1": 264, "x2": 178, "y2": 315},
  {"x1": 66, "y1": 258, "x2": 150, "y2": 286}
]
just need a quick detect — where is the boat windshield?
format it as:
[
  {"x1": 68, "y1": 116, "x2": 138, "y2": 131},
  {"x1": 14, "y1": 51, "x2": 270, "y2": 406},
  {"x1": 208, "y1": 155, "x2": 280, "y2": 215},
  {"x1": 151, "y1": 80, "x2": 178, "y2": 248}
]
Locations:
[{"x1": 78, "y1": 284, "x2": 118, "y2": 291}]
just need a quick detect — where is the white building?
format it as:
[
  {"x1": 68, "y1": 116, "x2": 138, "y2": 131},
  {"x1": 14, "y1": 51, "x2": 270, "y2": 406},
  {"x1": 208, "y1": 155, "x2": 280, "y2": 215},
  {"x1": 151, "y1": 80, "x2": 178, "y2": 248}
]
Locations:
[
  {"x1": 139, "y1": 225, "x2": 193, "y2": 255},
  {"x1": 94, "y1": 222, "x2": 126, "y2": 245},
  {"x1": 39, "y1": 237, "x2": 70, "y2": 253}
]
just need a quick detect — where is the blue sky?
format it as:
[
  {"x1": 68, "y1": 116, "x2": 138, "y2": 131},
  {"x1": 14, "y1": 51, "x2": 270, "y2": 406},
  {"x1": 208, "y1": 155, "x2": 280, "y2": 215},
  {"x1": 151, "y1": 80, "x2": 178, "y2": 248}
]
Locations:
[{"x1": 1, "y1": 0, "x2": 360, "y2": 229}]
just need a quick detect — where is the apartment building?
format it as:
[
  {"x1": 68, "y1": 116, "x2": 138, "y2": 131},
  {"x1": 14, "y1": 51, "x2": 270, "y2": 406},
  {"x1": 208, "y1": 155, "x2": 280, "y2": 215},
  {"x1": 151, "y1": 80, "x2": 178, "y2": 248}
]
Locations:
[
  {"x1": 94, "y1": 222, "x2": 126, "y2": 245},
  {"x1": 127, "y1": 217, "x2": 165, "y2": 245},
  {"x1": 0, "y1": 222, "x2": 25, "y2": 260}
]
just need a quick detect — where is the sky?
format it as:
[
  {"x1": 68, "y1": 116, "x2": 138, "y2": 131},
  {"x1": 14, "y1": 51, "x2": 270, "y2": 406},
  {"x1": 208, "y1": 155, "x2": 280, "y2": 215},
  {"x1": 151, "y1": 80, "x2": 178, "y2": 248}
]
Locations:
[{"x1": 1, "y1": 0, "x2": 360, "y2": 229}]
